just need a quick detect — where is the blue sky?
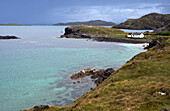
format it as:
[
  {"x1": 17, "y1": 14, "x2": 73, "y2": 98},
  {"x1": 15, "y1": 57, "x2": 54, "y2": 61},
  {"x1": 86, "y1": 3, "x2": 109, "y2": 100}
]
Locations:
[{"x1": 0, "y1": 0, "x2": 170, "y2": 24}]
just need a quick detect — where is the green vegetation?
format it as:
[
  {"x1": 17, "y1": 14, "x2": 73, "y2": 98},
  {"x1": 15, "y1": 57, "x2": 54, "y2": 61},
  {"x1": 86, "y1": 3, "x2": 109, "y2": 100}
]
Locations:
[
  {"x1": 144, "y1": 32, "x2": 170, "y2": 39},
  {"x1": 25, "y1": 38, "x2": 170, "y2": 111},
  {"x1": 70, "y1": 25, "x2": 127, "y2": 37},
  {"x1": 155, "y1": 32, "x2": 170, "y2": 36},
  {"x1": 113, "y1": 13, "x2": 170, "y2": 31},
  {"x1": 0, "y1": 23, "x2": 28, "y2": 26}
]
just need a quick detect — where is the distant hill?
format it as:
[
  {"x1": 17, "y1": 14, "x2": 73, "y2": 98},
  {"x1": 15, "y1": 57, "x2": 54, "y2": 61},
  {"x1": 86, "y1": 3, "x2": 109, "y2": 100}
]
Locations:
[
  {"x1": 54, "y1": 20, "x2": 116, "y2": 26},
  {"x1": 113, "y1": 13, "x2": 170, "y2": 31},
  {"x1": 0, "y1": 23, "x2": 28, "y2": 26}
]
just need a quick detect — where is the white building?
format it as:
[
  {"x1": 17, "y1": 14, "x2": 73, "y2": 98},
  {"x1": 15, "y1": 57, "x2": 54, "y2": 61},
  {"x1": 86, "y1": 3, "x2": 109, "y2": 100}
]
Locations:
[{"x1": 127, "y1": 32, "x2": 145, "y2": 38}]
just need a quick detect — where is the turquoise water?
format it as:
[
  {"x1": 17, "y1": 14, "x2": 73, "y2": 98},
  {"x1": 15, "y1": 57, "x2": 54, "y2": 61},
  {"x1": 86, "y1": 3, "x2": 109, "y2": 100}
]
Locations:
[{"x1": 0, "y1": 26, "x2": 145, "y2": 111}]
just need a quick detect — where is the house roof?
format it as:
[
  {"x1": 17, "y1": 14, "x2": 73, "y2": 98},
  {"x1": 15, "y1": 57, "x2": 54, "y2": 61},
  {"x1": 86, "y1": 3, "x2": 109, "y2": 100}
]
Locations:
[{"x1": 132, "y1": 32, "x2": 143, "y2": 35}]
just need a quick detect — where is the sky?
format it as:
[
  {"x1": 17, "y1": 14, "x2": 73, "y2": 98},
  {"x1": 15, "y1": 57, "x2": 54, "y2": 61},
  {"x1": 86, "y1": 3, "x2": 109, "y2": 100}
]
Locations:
[{"x1": 0, "y1": 0, "x2": 170, "y2": 24}]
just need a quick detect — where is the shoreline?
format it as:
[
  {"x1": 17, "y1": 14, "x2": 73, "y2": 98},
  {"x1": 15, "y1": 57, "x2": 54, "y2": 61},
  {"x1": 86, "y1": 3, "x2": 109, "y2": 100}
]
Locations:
[{"x1": 60, "y1": 36, "x2": 152, "y2": 44}]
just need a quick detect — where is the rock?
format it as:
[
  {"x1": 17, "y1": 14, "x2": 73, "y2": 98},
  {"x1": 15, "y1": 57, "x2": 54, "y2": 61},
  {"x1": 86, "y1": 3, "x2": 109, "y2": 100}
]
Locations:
[
  {"x1": 144, "y1": 37, "x2": 167, "y2": 49},
  {"x1": 70, "y1": 68, "x2": 115, "y2": 86},
  {"x1": 160, "y1": 108, "x2": 169, "y2": 111},
  {"x1": 33, "y1": 105, "x2": 49, "y2": 111},
  {"x1": 0, "y1": 35, "x2": 20, "y2": 39}
]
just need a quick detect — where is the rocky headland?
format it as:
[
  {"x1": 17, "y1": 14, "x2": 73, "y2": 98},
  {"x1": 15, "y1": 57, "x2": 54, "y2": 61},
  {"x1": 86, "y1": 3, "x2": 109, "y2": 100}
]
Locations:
[
  {"x1": 113, "y1": 13, "x2": 170, "y2": 32},
  {"x1": 0, "y1": 35, "x2": 20, "y2": 39},
  {"x1": 60, "y1": 25, "x2": 152, "y2": 43},
  {"x1": 54, "y1": 20, "x2": 115, "y2": 26}
]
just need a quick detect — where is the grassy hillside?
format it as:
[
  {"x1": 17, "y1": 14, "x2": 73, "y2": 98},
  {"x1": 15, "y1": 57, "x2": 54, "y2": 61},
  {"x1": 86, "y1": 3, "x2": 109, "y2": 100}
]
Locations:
[
  {"x1": 65, "y1": 25, "x2": 127, "y2": 37},
  {"x1": 113, "y1": 13, "x2": 170, "y2": 31},
  {"x1": 25, "y1": 38, "x2": 170, "y2": 111}
]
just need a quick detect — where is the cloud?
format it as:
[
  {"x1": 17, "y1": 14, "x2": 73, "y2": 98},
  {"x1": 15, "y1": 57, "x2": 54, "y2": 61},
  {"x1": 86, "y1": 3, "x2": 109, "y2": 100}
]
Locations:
[{"x1": 50, "y1": 2, "x2": 169, "y2": 24}]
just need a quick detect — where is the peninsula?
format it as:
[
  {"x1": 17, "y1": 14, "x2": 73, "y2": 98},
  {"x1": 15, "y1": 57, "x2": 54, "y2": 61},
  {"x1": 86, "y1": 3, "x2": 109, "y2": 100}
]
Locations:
[{"x1": 60, "y1": 25, "x2": 152, "y2": 43}]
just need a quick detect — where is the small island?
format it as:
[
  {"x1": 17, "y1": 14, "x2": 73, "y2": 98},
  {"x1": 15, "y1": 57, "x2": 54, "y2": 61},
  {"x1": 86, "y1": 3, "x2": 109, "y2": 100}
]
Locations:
[
  {"x1": 0, "y1": 23, "x2": 28, "y2": 26},
  {"x1": 0, "y1": 35, "x2": 21, "y2": 39}
]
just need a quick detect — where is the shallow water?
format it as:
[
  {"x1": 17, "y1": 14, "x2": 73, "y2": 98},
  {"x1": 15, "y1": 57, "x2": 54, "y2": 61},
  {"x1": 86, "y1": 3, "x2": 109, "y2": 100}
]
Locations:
[{"x1": 0, "y1": 26, "x2": 145, "y2": 111}]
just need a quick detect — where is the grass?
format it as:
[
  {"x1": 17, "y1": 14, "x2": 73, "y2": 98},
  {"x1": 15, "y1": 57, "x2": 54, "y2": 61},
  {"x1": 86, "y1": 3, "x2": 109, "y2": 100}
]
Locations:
[
  {"x1": 144, "y1": 32, "x2": 170, "y2": 39},
  {"x1": 69, "y1": 25, "x2": 127, "y2": 37},
  {"x1": 25, "y1": 38, "x2": 170, "y2": 111}
]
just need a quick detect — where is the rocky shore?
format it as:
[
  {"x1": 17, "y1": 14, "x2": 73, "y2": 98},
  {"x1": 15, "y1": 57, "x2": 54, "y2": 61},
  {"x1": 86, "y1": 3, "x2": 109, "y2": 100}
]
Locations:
[
  {"x1": 0, "y1": 35, "x2": 20, "y2": 39},
  {"x1": 60, "y1": 26, "x2": 152, "y2": 43},
  {"x1": 70, "y1": 68, "x2": 115, "y2": 86}
]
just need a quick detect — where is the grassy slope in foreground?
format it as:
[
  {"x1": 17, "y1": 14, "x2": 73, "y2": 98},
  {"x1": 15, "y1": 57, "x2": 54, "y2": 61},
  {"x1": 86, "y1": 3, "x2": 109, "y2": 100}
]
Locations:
[
  {"x1": 67, "y1": 25, "x2": 127, "y2": 37},
  {"x1": 25, "y1": 39, "x2": 170, "y2": 111}
]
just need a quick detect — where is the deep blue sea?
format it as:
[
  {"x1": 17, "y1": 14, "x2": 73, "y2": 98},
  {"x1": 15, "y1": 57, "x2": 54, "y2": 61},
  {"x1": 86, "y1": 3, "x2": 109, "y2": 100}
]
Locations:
[{"x1": 0, "y1": 26, "x2": 145, "y2": 111}]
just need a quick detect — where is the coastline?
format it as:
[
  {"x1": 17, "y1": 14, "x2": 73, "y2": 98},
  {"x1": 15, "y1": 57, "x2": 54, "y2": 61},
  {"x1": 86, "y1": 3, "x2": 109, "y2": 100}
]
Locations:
[
  {"x1": 60, "y1": 36, "x2": 152, "y2": 44},
  {"x1": 24, "y1": 37, "x2": 170, "y2": 111}
]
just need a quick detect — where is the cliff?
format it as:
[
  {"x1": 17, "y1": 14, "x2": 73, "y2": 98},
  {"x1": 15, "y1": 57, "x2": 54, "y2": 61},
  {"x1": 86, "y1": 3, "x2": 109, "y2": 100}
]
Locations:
[
  {"x1": 54, "y1": 20, "x2": 115, "y2": 26},
  {"x1": 113, "y1": 13, "x2": 170, "y2": 31}
]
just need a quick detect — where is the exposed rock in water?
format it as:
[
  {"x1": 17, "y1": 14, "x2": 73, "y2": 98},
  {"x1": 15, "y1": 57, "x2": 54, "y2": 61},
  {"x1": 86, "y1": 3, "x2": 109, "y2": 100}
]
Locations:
[
  {"x1": 33, "y1": 105, "x2": 49, "y2": 111},
  {"x1": 70, "y1": 68, "x2": 115, "y2": 86},
  {"x1": 0, "y1": 35, "x2": 20, "y2": 39}
]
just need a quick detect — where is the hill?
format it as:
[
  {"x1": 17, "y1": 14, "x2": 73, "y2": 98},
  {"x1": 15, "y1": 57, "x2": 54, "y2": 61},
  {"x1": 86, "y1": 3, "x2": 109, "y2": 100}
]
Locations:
[
  {"x1": 54, "y1": 20, "x2": 115, "y2": 26},
  {"x1": 61, "y1": 25, "x2": 126, "y2": 38},
  {"x1": 113, "y1": 13, "x2": 170, "y2": 31}
]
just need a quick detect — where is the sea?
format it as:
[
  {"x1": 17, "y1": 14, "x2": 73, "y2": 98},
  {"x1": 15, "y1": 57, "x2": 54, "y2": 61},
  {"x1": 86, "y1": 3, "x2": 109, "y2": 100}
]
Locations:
[{"x1": 0, "y1": 26, "x2": 146, "y2": 111}]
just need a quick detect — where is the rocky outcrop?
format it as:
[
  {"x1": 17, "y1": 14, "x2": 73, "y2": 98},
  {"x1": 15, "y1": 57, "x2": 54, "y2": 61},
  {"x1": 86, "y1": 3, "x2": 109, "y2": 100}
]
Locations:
[
  {"x1": 144, "y1": 37, "x2": 169, "y2": 49},
  {"x1": 154, "y1": 23, "x2": 170, "y2": 32},
  {"x1": 33, "y1": 105, "x2": 49, "y2": 111},
  {"x1": 70, "y1": 68, "x2": 115, "y2": 86},
  {"x1": 54, "y1": 20, "x2": 115, "y2": 26},
  {"x1": 113, "y1": 13, "x2": 170, "y2": 31},
  {"x1": 0, "y1": 35, "x2": 20, "y2": 39}
]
